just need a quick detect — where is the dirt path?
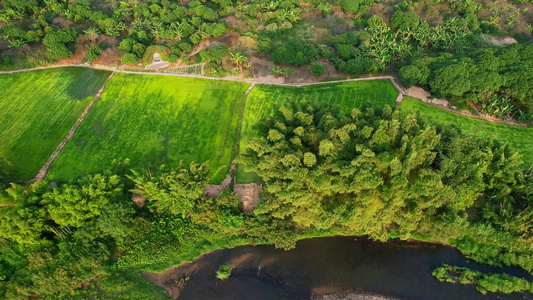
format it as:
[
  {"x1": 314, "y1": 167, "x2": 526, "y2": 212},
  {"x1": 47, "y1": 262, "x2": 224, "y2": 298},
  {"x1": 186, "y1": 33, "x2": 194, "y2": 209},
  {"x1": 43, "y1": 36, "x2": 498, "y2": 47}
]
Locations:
[
  {"x1": 0, "y1": 64, "x2": 403, "y2": 88},
  {"x1": 233, "y1": 83, "x2": 255, "y2": 158},
  {"x1": 32, "y1": 72, "x2": 115, "y2": 182}
]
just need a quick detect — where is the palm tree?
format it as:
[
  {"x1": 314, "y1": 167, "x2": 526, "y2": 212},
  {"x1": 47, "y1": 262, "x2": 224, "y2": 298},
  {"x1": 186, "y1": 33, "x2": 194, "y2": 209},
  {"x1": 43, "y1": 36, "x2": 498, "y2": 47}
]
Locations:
[
  {"x1": 83, "y1": 27, "x2": 100, "y2": 45},
  {"x1": 170, "y1": 23, "x2": 183, "y2": 40},
  {"x1": 230, "y1": 52, "x2": 249, "y2": 73}
]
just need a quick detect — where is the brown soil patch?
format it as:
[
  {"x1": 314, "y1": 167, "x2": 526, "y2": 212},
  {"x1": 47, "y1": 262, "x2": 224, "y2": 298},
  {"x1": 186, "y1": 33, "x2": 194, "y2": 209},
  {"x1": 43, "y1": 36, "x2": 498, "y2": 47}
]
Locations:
[
  {"x1": 56, "y1": 44, "x2": 87, "y2": 65},
  {"x1": 301, "y1": 9, "x2": 323, "y2": 19},
  {"x1": 490, "y1": 36, "x2": 518, "y2": 47},
  {"x1": 144, "y1": 258, "x2": 213, "y2": 300},
  {"x1": 203, "y1": 164, "x2": 235, "y2": 198},
  {"x1": 370, "y1": 3, "x2": 395, "y2": 23},
  {"x1": 250, "y1": 56, "x2": 284, "y2": 84},
  {"x1": 234, "y1": 183, "x2": 262, "y2": 213},
  {"x1": 93, "y1": 47, "x2": 122, "y2": 66},
  {"x1": 52, "y1": 16, "x2": 75, "y2": 28},
  {"x1": 131, "y1": 186, "x2": 146, "y2": 207},
  {"x1": 405, "y1": 86, "x2": 450, "y2": 107},
  {"x1": 188, "y1": 31, "x2": 241, "y2": 57}
]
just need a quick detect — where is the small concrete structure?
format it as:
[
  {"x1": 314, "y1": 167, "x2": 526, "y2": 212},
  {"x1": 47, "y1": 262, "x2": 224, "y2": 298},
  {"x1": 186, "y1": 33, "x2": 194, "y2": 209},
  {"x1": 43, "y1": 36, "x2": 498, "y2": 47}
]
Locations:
[{"x1": 145, "y1": 52, "x2": 170, "y2": 71}]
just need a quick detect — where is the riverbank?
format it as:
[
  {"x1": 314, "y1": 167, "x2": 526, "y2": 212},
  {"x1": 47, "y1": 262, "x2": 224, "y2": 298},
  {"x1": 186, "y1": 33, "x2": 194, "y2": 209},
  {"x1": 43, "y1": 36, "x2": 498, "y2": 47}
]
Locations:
[{"x1": 142, "y1": 236, "x2": 532, "y2": 300}]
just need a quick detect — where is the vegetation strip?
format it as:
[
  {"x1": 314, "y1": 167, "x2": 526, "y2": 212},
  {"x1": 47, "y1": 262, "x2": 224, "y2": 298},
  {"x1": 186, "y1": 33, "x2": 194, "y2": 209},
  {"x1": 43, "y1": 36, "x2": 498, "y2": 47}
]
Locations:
[
  {"x1": 232, "y1": 83, "x2": 256, "y2": 160},
  {"x1": 33, "y1": 72, "x2": 115, "y2": 182},
  {"x1": 402, "y1": 97, "x2": 533, "y2": 166}
]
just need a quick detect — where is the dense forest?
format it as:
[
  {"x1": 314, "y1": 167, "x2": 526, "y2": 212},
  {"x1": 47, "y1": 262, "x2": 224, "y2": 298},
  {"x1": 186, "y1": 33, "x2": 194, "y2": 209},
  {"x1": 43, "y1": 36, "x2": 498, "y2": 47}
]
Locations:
[
  {"x1": 1, "y1": 0, "x2": 533, "y2": 119},
  {"x1": 1, "y1": 103, "x2": 532, "y2": 298}
]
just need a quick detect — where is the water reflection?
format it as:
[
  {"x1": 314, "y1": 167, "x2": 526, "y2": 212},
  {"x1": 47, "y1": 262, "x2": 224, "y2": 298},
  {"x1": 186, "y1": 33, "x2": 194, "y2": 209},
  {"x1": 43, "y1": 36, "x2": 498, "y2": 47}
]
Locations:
[{"x1": 145, "y1": 236, "x2": 532, "y2": 300}]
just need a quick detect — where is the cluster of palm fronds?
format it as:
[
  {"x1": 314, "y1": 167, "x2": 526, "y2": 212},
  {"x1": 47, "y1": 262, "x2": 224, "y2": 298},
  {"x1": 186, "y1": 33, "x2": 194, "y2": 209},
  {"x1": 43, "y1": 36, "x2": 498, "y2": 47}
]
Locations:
[{"x1": 479, "y1": 96, "x2": 531, "y2": 122}]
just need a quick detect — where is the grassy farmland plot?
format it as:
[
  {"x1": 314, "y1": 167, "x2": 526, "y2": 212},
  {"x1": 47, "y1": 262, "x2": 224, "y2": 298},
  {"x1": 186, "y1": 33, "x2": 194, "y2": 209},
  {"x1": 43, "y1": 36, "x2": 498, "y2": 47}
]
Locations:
[
  {"x1": 237, "y1": 79, "x2": 399, "y2": 183},
  {"x1": 48, "y1": 73, "x2": 249, "y2": 183},
  {"x1": 0, "y1": 67, "x2": 110, "y2": 180},
  {"x1": 402, "y1": 97, "x2": 533, "y2": 167}
]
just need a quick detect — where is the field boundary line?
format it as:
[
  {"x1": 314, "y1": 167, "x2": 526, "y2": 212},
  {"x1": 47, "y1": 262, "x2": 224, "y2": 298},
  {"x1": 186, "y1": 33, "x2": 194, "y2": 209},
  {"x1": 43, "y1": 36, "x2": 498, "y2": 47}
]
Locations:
[
  {"x1": 32, "y1": 71, "x2": 116, "y2": 182},
  {"x1": 0, "y1": 64, "x2": 403, "y2": 88},
  {"x1": 232, "y1": 83, "x2": 256, "y2": 161},
  {"x1": 3, "y1": 65, "x2": 530, "y2": 128}
]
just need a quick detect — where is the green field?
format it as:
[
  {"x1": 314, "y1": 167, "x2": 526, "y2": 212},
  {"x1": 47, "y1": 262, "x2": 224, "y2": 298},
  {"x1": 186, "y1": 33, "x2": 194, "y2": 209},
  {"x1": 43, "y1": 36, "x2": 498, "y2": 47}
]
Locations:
[
  {"x1": 0, "y1": 67, "x2": 110, "y2": 180},
  {"x1": 402, "y1": 97, "x2": 533, "y2": 167},
  {"x1": 237, "y1": 79, "x2": 399, "y2": 183},
  {"x1": 48, "y1": 73, "x2": 249, "y2": 183}
]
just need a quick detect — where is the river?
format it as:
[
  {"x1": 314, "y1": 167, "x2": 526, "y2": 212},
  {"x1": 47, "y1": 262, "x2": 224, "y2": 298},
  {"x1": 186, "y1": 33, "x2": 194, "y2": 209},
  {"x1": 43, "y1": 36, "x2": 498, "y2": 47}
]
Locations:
[{"x1": 145, "y1": 236, "x2": 533, "y2": 300}]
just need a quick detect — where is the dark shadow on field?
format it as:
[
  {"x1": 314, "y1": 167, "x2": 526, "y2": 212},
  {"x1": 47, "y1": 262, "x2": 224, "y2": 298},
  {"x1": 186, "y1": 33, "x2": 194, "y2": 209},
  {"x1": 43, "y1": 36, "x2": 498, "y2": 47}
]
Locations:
[{"x1": 63, "y1": 67, "x2": 110, "y2": 102}]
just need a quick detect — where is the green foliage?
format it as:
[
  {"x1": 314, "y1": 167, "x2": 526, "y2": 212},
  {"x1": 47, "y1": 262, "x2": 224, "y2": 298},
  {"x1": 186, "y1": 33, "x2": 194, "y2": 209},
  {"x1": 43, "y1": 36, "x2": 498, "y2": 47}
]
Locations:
[
  {"x1": 192, "y1": 191, "x2": 244, "y2": 233},
  {"x1": 130, "y1": 162, "x2": 210, "y2": 217},
  {"x1": 336, "y1": 0, "x2": 378, "y2": 14},
  {"x1": 216, "y1": 264, "x2": 232, "y2": 280},
  {"x1": 400, "y1": 45, "x2": 533, "y2": 111},
  {"x1": 239, "y1": 80, "x2": 399, "y2": 182},
  {"x1": 121, "y1": 53, "x2": 139, "y2": 65},
  {"x1": 390, "y1": 11, "x2": 420, "y2": 31},
  {"x1": 240, "y1": 104, "x2": 526, "y2": 241},
  {"x1": 401, "y1": 97, "x2": 533, "y2": 168},
  {"x1": 271, "y1": 39, "x2": 317, "y2": 66},
  {"x1": 86, "y1": 45, "x2": 102, "y2": 62},
  {"x1": 42, "y1": 28, "x2": 78, "y2": 59},
  {"x1": 0, "y1": 181, "x2": 51, "y2": 246},
  {"x1": 310, "y1": 61, "x2": 326, "y2": 77},
  {"x1": 199, "y1": 42, "x2": 228, "y2": 63},
  {"x1": 44, "y1": 174, "x2": 123, "y2": 228},
  {"x1": 433, "y1": 265, "x2": 533, "y2": 294}
]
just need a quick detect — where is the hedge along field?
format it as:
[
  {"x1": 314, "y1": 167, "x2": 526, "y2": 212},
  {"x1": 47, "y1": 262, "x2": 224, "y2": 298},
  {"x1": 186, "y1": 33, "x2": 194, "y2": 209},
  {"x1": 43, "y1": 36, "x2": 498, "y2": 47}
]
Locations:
[
  {"x1": 238, "y1": 79, "x2": 399, "y2": 183},
  {"x1": 0, "y1": 67, "x2": 110, "y2": 180},
  {"x1": 48, "y1": 73, "x2": 250, "y2": 183},
  {"x1": 402, "y1": 97, "x2": 533, "y2": 167}
]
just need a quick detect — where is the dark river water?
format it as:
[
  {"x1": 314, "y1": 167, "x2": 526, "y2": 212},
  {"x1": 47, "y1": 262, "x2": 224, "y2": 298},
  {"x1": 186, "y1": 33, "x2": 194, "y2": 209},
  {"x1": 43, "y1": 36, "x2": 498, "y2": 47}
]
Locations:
[{"x1": 147, "y1": 236, "x2": 533, "y2": 300}]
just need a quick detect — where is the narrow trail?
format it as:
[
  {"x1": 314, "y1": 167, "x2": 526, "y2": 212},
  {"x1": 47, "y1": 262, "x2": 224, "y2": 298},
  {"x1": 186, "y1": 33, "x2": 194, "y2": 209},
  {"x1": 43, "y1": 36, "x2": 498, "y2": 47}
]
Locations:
[
  {"x1": 32, "y1": 71, "x2": 115, "y2": 182},
  {"x1": 233, "y1": 83, "x2": 256, "y2": 160},
  {"x1": 0, "y1": 63, "x2": 404, "y2": 89}
]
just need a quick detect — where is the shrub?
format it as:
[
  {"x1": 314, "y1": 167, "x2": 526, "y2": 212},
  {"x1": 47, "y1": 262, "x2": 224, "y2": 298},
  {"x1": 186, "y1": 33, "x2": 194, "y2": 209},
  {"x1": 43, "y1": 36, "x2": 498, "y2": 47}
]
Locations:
[
  {"x1": 121, "y1": 53, "x2": 139, "y2": 65},
  {"x1": 199, "y1": 43, "x2": 228, "y2": 63},
  {"x1": 87, "y1": 45, "x2": 102, "y2": 62},
  {"x1": 216, "y1": 264, "x2": 232, "y2": 280},
  {"x1": 390, "y1": 11, "x2": 420, "y2": 31},
  {"x1": 42, "y1": 28, "x2": 78, "y2": 59},
  {"x1": 257, "y1": 37, "x2": 272, "y2": 53},
  {"x1": 271, "y1": 39, "x2": 317, "y2": 66},
  {"x1": 310, "y1": 62, "x2": 326, "y2": 77}
]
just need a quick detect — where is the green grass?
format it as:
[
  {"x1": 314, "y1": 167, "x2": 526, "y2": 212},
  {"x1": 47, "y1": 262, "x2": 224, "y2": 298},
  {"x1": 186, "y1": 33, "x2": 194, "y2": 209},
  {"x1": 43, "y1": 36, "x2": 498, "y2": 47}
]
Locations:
[
  {"x1": 48, "y1": 73, "x2": 249, "y2": 183},
  {"x1": 0, "y1": 67, "x2": 110, "y2": 180},
  {"x1": 237, "y1": 79, "x2": 399, "y2": 183},
  {"x1": 402, "y1": 97, "x2": 533, "y2": 167}
]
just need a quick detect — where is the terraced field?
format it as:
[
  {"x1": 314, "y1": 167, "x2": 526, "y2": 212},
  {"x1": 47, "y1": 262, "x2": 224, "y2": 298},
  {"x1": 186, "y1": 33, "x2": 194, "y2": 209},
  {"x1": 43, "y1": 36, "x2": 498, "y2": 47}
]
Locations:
[
  {"x1": 237, "y1": 79, "x2": 399, "y2": 183},
  {"x1": 0, "y1": 67, "x2": 110, "y2": 180},
  {"x1": 402, "y1": 97, "x2": 533, "y2": 167},
  {"x1": 48, "y1": 73, "x2": 249, "y2": 183}
]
